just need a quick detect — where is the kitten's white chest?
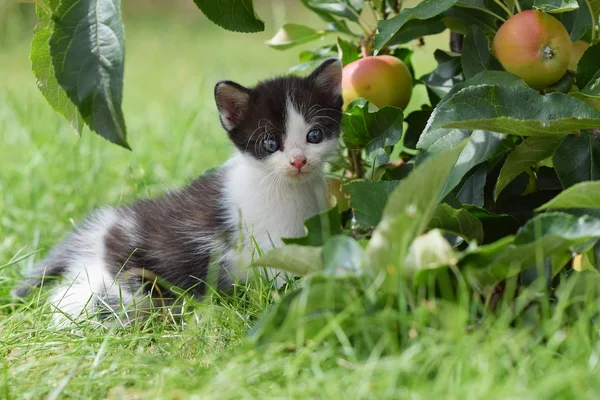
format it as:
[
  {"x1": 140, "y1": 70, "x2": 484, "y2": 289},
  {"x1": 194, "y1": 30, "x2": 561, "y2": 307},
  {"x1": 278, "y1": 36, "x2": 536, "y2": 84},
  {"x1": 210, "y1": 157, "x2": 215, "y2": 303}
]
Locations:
[{"x1": 223, "y1": 153, "x2": 328, "y2": 274}]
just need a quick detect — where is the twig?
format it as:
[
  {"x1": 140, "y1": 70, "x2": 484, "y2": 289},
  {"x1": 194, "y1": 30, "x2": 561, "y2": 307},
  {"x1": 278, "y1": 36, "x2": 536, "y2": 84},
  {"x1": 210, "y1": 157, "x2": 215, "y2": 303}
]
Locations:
[
  {"x1": 514, "y1": 0, "x2": 522, "y2": 12},
  {"x1": 492, "y1": 0, "x2": 513, "y2": 17}
]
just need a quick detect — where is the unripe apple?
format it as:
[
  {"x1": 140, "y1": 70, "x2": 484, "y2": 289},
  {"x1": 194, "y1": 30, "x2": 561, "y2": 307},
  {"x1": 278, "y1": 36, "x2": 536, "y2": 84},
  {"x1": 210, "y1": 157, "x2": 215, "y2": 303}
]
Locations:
[
  {"x1": 492, "y1": 10, "x2": 572, "y2": 90},
  {"x1": 569, "y1": 40, "x2": 590, "y2": 71},
  {"x1": 341, "y1": 55, "x2": 413, "y2": 109}
]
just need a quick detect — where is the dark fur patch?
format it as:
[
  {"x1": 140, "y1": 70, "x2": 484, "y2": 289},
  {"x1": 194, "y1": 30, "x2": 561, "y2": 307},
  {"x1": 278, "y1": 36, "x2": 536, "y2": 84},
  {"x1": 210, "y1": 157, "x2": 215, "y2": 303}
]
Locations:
[{"x1": 103, "y1": 169, "x2": 235, "y2": 297}]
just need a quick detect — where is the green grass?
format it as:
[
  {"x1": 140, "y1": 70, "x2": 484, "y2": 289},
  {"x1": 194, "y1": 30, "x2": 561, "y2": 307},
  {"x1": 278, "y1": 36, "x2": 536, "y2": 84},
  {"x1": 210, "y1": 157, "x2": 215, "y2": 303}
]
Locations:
[{"x1": 2, "y1": 6, "x2": 600, "y2": 400}]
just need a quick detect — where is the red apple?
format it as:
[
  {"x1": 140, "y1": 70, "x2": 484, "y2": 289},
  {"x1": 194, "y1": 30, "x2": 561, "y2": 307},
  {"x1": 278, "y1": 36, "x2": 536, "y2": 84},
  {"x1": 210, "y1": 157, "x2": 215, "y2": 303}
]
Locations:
[
  {"x1": 341, "y1": 55, "x2": 413, "y2": 109},
  {"x1": 492, "y1": 10, "x2": 572, "y2": 90}
]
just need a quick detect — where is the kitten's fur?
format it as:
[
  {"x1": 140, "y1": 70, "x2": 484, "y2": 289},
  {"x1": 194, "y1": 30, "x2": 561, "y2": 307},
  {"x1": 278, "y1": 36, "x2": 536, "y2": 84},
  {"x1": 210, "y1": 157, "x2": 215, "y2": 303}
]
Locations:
[{"x1": 12, "y1": 59, "x2": 344, "y2": 326}]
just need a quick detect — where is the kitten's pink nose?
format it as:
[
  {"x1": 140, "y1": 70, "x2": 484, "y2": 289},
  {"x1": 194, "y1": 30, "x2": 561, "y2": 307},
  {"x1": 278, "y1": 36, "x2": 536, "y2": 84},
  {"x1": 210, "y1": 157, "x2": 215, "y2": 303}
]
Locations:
[{"x1": 290, "y1": 156, "x2": 307, "y2": 171}]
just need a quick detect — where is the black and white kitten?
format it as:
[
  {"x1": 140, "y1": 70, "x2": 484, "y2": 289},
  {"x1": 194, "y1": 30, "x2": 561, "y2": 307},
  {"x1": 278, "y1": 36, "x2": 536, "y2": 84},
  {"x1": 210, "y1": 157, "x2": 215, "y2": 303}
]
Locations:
[{"x1": 13, "y1": 58, "x2": 344, "y2": 326}]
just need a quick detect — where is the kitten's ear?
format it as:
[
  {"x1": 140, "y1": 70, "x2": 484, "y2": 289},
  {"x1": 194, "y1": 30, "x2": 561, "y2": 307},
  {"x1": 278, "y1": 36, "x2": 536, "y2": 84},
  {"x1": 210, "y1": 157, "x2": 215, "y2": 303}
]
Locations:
[
  {"x1": 214, "y1": 81, "x2": 251, "y2": 131},
  {"x1": 308, "y1": 58, "x2": 343, "y2": 96}
]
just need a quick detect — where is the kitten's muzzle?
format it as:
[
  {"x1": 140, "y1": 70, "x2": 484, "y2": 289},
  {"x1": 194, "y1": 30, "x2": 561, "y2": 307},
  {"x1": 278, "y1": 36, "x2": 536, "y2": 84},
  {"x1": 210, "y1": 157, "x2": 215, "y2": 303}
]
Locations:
[{"x1": 290, "y1": 156, "x2": 307, "y2": 171}]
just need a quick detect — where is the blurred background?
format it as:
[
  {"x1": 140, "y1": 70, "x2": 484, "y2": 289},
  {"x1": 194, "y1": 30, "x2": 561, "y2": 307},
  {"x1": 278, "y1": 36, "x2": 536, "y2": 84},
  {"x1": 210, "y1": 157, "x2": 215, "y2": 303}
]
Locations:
[{"x1": 0, "y1": 0, "x2": 447, "y2": 276}]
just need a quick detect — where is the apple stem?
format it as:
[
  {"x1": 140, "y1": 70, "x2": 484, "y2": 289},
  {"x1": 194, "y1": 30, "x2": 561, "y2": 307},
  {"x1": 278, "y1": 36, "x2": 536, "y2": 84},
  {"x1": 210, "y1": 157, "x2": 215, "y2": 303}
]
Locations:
[{"x1": 360, "y1": 38, "x2": 372, "y2": 58}]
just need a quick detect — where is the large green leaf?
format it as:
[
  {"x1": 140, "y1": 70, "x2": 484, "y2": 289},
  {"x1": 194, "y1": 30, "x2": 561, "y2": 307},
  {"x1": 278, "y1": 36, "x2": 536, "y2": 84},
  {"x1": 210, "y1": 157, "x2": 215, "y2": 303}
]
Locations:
[
  {"x1": 533, "y1": 0, "x2": 579, "y2": 12},
  {"x1": 537, "y1": 182, "x2": 600, "y2": 210},
  {"x1": 366, "y1": 140, "x2": 468, "y2": 275},
  {"x1": 417, "y1": 129, "x2": 505, "y2": 200},
  {"x1": 343, "y1": 180, "x2": 400, "y2": 229},
  {"x1": 254, "y1": 245, "x2": 323, "y2": 275},
  {"x1": 514, "y1": 212, "x2": 600, "y2": 244},
  {"x1": 50, "y1": 0, "x2": 129, "y2": 149},
  {"x1": 553, "y1": 132, "x2": 600, "y2": 188},
  {"x1": 429, "y1": 85, "x2": 600, "y2": 136},
  {"x1": 30, "y1": 2, "x2": 83, "y2": 135},
  {"x1": 462, "y1": 213, "x2": 600, "y2": 286},
  {"x1": 342, "y1": 101, "x2": 404, "y2": 167},
  {"x1": 192, "y1": 0, "x2": 264, "y2": 32},
  {"x1": 266, "y1": 24, "x2": 330, "y2": 50},
  {"x1": 283, "y1": 206, "x2": 342, "y2": 246},
  {"x1": 429, "y1": 204, "x2": 484, "y2": 244},
  {"x1": 495, "y1": 136, "x2": 564, "y2": 200},
  {"x1": 460, "y1": 25, "x2": 502, "y2": 79},
  {"x1": 374, "y1": 0, "x2": 458, "y2": 51}
]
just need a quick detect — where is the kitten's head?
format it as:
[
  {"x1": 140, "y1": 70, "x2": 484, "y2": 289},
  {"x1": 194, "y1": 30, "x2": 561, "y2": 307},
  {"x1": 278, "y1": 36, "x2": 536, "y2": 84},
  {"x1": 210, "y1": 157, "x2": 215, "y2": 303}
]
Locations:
[{"x1": 214, "y1": 58, "x2": 343, "y2": 182}]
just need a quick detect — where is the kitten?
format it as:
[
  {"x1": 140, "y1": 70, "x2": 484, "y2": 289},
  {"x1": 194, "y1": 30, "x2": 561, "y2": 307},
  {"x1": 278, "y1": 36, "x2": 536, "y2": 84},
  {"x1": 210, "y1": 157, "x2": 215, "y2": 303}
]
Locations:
[{"x1": 12, "y1": 58, "x2": 344, "y2": 326}]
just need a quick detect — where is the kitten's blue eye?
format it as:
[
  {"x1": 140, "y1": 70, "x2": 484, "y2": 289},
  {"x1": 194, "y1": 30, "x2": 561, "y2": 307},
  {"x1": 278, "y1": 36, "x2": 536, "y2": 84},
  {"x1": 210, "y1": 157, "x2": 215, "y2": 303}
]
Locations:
[
  {"x1": 263, "y1": 138, "x2": 280, "y2": 153},
  {"x1": 307, "y1": 128, "x2": 323, "y2": 144}
]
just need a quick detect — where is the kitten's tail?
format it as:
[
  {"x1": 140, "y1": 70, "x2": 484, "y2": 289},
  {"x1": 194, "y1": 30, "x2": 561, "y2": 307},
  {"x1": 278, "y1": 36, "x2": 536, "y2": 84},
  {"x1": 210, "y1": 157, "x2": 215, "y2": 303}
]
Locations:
[{"x1": 11, "y1": 246, "x2": 68, "y2": 299}]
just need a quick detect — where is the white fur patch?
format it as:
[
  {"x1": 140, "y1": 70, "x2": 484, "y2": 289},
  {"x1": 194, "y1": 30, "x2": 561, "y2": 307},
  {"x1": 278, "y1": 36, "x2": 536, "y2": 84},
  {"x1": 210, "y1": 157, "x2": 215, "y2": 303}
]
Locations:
[
  {"x1": 222, "y1": 98, "x2": 337, "y2": 287},
  {"x1": 48, "y1": 209, "x2": 139, "y2": 327}
]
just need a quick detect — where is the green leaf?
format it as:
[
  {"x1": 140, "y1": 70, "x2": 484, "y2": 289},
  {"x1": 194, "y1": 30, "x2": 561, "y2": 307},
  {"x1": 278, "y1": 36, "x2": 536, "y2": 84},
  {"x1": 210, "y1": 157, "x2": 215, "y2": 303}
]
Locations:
[
  {"x1": 343, "y1": 180, "x2": 400, "y2": 228},
  {"x1": 442, "y1": 7, "x2": 498, "y2": 36},
  {"x1": 421, "y1": 50, "x2": 463, "y2": 105},
  {"x1": 322, "y1": 236, "x2": 364, "y2": 276},
  {"x1": 495, "y1": 136, "x2": 564, "y2": 200},
  {"x1": 455, "y1": 164, "x2": 487, "y2": 207},
  {"x1": 254, "y1": 245, "x2": 323, "y2": 275},
  {"x1": 462, "y1": 213, "x2": 600, "y2": 286},
  {"x1": 514, "y1": 212, "x2": 600, "y2": 244},
  {"x1": 192, "y1": 0, "x2": 264, "y2": 33},
  {"x1": 562, "y1": 0, "x2": 594, "y2": 41},
  {"x1": 533, "y1": 0, "x2": 580, "y2": 12},
  {"x1": 306, "y1": 0, "x2": 361, "y2": 21},
  {"x1": 283, "y1": 206, "x2": 342, "y2": 246},
  {"x1": 374, "y1": 0, "x2": 458, "y2": 52},
  {"x1": 537, "y1": 181, "x2": 600, "y2": 210},
  {"x1": 336, "y1": 37, "x2": 359, "y2": 66},
  {"x1": 429, "y1": 85, "x2": 600, "y2": 136},
  {"x1": 575, "y1": 42, "x2": 600, "y2": 98},
  {"x1": 30, "y1": 3, "x2": 83, "y2": 135},
  {"x1": 417, "y1": 129, "x2": 505, "y2": 200},
  {"x1": 553, "y1": 132, "x2": 600, "y2": 188},
  {"x1": 385, "y1": 18, "x2": 447, "y2": 47},
  {"x1": 266, "y1": 24, "x2": 329, "y2": 50},
  {"x1": 50, "y1": 0, "x2": 129, "y2": 149},
  {"x1": 365, "y1": 140, "x2": 468, "y2": 275},
  {"x1": 429, "y1": 204, "x2": 485, "y2": 244},
  {"x1": 460, "y1": 25, "x2": 502, "y2": 79},
  {"x1": 342, "y1": 101, "x2": 404, "y2": 167}
]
